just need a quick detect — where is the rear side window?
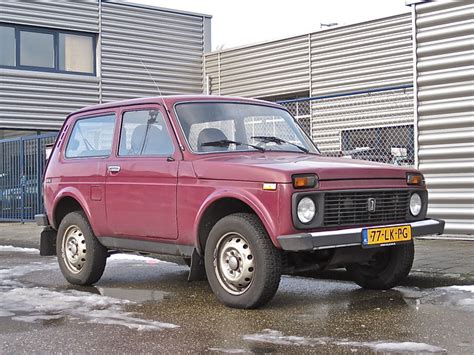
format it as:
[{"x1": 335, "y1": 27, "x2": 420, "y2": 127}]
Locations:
[
  {"x1": 65, "y1": 114, "x2": 116, "y2": 158},
  {"x1": 118, "y1": 109, "x2": 174, "y2": 156}
]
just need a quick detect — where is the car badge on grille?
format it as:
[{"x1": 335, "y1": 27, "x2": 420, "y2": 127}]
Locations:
[{"x1": 367, "y1": 198, "x2": 376, "y2": 213}]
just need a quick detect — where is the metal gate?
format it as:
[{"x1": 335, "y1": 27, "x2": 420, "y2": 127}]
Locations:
[{"x1": 0, "y1": 133, "x2": 57, "y2": 222}]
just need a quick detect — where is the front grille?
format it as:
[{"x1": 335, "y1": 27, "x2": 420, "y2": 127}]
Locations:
[{"x1": 324, "y1": 190, "x2": 410, "y2": 227}]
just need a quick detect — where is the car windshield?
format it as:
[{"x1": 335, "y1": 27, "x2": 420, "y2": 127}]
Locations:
[{"x1": 175, "y1": 102, "x2": 319, "y2": 154}]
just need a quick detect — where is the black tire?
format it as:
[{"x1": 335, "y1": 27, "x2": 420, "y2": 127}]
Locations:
[
  {"x1": 56, "y1": 211, "x2": 107, "y2": 285},
  {"x1": 204, "y1": 213, "x2": 282, "y2": 309},
  {"x1": 346, "y1": 242, "x2": 414, "y2": 290}
]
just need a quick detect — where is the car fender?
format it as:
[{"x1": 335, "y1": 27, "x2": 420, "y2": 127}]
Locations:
[
  {"x1": 193, "y1": 188, "x2": 279, "y2": 250},
  {"x1": 51, "y1": 187, "x2": 96, "y2": 233}
]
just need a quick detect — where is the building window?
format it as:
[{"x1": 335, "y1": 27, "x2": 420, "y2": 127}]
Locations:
[
  {"x1": 59, "y1": 33, "x2": 94, "y2": 73},
  {"x1": 0, "y1": 23, "x2": 95, "y2": 75},
  {"x1": 0, "y1": 26, "x2": 16, "y2": 66},
  {"x1": 20, "y1": 30, "x2": 55, "y2": 68}
]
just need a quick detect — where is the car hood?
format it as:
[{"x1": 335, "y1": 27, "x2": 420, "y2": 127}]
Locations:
[{"x1": 192, "y1": 153, "x2": 417, "y2": 183}]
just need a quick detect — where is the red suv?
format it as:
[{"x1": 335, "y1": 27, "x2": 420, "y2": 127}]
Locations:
[{"x1": 36, "y1": 96, "x2": 444, "y2": 308}]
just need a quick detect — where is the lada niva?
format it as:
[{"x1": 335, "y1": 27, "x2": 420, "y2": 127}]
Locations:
[{"x1": 36, "y1": 96, "x2": 444, "y2": 308}]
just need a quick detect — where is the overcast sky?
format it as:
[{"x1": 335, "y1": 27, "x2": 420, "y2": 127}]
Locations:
[{"x1": 133, "y1": 0, "x2": 410, "y2": 51}]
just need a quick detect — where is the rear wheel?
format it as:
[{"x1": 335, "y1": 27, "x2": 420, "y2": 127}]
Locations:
[
  {"x1": 56, "y1": 211, "x2": 107, "y2": 285},
  {"x1": 204, "y1": 213, "x2": 282, "y2": 309},
  {"x1": 346, "y1": 242, "x2": 414, "y2": 290}
]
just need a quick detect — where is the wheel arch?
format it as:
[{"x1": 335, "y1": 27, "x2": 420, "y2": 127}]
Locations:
[
  {"x1": 51, "y1": 188, "x2": 94, "y2": 232},
  {"x1": 194, "y1": 192, "x2": 279, "y2": 255}
]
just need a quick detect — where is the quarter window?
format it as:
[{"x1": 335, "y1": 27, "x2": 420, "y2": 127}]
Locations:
[
  {"x1": 65, "y1": 115, "x2": 116, "y2": 158},
  {"x1": 119, "y1": 110, "x2": 174, "y2": 156}
]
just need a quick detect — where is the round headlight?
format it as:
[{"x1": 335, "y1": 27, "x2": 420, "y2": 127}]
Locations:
[
  {"x1": 410, "y1": 193, "x2": 422, "y2": 216},
  {"x1": 297, "y1": 197, "x2": 316, "y2": 224}
]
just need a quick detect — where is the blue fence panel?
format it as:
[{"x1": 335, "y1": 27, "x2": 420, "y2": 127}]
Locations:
[{"x1": 0, "y1": 133, "x2": 58, "y2": 222}]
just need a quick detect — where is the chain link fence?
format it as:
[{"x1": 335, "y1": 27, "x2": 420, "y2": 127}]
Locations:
[{"x1": 279, "y1": 86, "x2": 415, "y2": 166}]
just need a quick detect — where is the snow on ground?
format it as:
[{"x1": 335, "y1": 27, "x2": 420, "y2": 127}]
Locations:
[
  {"x1": 448, "y1": 285, "x2": 474, "y2": 293},
  {"x1": 244, "y1": 329, "x2": 329, "y2": 346},
  {"x1": 207, "y1": 347, "x2": 247, "y2": 353},
  {"x1": 0, "y1": 245, "x2": 39, "y2": 254},
  {"x1": 0, "y1": 248, "x2": 178, "y2": 331},
  {"x1": 3, "y1": 287, "x2": 178, "y2": 331},
  {"x1": 335, "y1": 340, "x2": 447, "y2": 353},
  {"x1": 244, "y1": 329, "x2": 447, "y2": 353},
  {"x1": 108, "y1": 252, "x2": 175, "y2": 265}
]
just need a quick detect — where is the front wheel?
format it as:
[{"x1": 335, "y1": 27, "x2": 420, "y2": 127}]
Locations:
[
  {"x1": 56, "y1": 211, "x2": 108, "y2": 285},
  {"x1": 346, "y1": 242, "x2": 414, "y2": 290},
  {"x1": 204, "y1": 213, "x2": 282, "y2": 309}
]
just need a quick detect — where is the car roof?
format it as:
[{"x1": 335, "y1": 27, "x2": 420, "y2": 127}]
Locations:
[{"x1": 69, "y1": 95, "x2": 282, "y2": 117}]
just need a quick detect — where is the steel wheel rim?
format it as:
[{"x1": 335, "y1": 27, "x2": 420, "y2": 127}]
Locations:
[
  {"x1": 213, "y1": 232, "x2": 255, "y2": 295},
  {"x1": 62, "y1": 225, "x2": 87, "y2": 274}
]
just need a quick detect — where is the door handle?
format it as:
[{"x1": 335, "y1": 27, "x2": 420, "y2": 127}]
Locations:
[{"x1": 107, "y1": 165, "x2": 121, "y2": 173}]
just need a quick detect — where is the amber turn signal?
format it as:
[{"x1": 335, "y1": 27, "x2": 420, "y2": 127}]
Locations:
[
  {"x1": 292, "y1": 174, "x2": 318, "y2": 189},
  {"x1": 407, "y1": 173, "x2": 425, "y2": 186}
]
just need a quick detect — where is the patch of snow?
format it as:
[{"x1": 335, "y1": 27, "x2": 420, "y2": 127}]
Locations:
[
  {"x1": 0, "y1": 257, "x2": 178, "y2": 331},
  {"x1": 243, "y1": 329, "x2": 329, "y2": 346},
  {"x1": 2, "y1": 286, "x2": 178, "y2": 331},
  {"x1": 0, "y1": 263, "x2": 57, "y2": 288},
  {"x1": 336, "y1": 341, "x2": 446, "y2": 353},
  {"x1": 448, "y1": 285, "x2": 474, "y2": 293},
  {"x1": 0, "y1": 245, "x2": 38, "y2": 254},
  {"x1": 0, "y1": 310, "x2": 15, "y2": 317},
  {"x1": 11, "y1": 314, "x2": 65, "y2": 323},
  {"x1": 457, "y1": 298, "x2": 474, "y2": 307},
  {"x1": 208, "y1": 347, "x2": 247, "y2": 353},
  {"x1": 108, "y1": 253, "x2": 175, "y2": 265},
  {"x1": 244, "y1": 330, "x2": 446, "y2": 353}
]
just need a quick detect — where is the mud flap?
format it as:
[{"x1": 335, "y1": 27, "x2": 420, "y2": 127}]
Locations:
[
  {"x1": 188, "y1": 248, "x2": 207, "y2": 281},
  {"x1": 40, "y1": 227, "x2": 57, "y2": 256}
]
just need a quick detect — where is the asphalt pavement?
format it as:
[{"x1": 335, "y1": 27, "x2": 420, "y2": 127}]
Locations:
[{"x1": 0, "y1": 222, "x2": 473, "y2": 353}]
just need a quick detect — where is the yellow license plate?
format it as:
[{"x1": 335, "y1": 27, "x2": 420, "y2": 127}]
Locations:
[{"x1": 362, "y1": 225, "x2": 412, "y2": 247}]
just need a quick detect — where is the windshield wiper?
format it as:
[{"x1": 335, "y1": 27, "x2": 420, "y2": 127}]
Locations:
[
  {"x1": 251, "y1": 136, "x2": 309, "y2": 153},
  {"x1": 201, "y1": 139, "x2": 265, "y2": 152}
]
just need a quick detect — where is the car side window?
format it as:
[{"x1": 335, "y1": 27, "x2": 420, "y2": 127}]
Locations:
[
  {"x1": 119, "y1": 109, "x2": 174, "y2": 156},
  {"x1": 65, "y1": 114, "x2": 115, "y2": 158}
]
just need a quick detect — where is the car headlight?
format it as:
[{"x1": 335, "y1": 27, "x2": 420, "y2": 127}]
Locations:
[
  {"x1": 297, "y1": 197, "x2": 316, "y2": 224},
  {"x1": 410, "y1": 193, "x2": 422, "y2": 216}
]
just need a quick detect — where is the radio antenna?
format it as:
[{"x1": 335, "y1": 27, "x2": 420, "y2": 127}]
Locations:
[{"x1": 140, "y1": 59, "x2": 171, "y2": 113}]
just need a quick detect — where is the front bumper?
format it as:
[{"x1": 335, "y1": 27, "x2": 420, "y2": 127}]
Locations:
[{"x1": 277, "y1": 219, "x2": 445, "y2": 251}]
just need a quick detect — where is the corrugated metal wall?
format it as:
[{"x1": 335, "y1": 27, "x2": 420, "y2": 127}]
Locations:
[
  {"x1": 0, "y1": 0, "x2": 99, "y2": 32},
  {"x1": 204, "y1": 14, "x2": 414, "y2": 154},
  {"x1": 310, "y1": 14, "x2": 414, "y2": 153},
  {"x1": 204, "y1": 35, "x2": 310, "y2": 98},
  {"x1": 0, "y1": 0, "x2": 209, "y2": 130},
  {"x1": 0, "y1": 0, "x2": 100, "y2": 130},
  {"x1": 0, "y1": 70, "x2": 100, "y2": 130},
  {"x1": 414, "y1": 1, "x2": 474, "y2": 236},
  {"x1": 100, "y1": 1, "x2": 207, "y2": 102}
]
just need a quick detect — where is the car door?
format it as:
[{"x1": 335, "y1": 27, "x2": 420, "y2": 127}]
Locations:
[
  {"x1": 105, "y1": 105, "x2": 179, "y2": 239},
  {"x1": 60, "y1": 112, "x2": 116, "y2": 236}
]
